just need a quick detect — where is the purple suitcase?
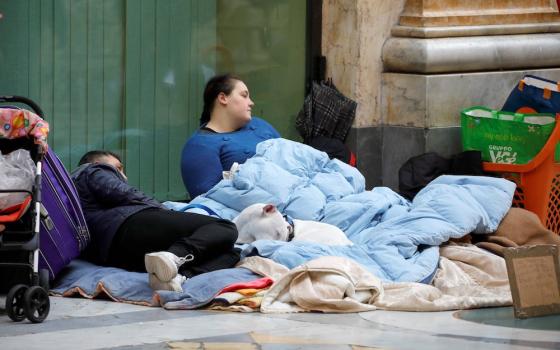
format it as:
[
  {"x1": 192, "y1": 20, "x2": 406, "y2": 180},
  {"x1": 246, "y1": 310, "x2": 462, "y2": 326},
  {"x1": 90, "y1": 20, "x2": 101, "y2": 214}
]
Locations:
[{"x1": 39, "y1": 150, "x2": 90, "y2": 280}]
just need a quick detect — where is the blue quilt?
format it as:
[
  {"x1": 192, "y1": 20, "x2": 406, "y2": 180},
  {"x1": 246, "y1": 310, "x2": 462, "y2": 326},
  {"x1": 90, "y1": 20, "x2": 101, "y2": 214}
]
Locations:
[
  {"x1": 53, "y1": 138, "x2": 515, "y2": 307},
  {"x1": 52, "y1": 259, "x2": 261, "y2": 309},
  {"x1": 180, "y1": 138, "x2": 515, "y2": 283}
]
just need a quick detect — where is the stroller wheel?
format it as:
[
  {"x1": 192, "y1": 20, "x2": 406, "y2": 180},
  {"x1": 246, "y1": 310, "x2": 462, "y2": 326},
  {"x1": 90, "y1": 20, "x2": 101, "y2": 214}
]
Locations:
[
  {"x1": 6, "y1": 284, "x2": 28, "y2": 322},
  {"x1": 23, "y1": 286, "x2": 50, "y2": 323}
]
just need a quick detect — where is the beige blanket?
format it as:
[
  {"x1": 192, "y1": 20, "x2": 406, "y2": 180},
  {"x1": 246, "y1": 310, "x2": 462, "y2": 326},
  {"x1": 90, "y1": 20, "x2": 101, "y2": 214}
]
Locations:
[{"x1": 237, "y1": 243, "x2": 512, "y2": 313}]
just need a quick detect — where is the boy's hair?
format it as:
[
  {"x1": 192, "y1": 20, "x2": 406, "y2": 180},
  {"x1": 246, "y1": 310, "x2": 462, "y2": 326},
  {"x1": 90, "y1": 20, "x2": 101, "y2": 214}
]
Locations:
[{"x1": 78, "y1": 150, "x2": 122, "y2": 166}]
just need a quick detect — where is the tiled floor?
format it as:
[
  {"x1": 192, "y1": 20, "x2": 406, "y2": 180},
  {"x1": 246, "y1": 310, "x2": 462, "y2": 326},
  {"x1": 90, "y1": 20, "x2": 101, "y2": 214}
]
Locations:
[{"x1": 1, "y1": 296, "x2": 559, "y2": 350}]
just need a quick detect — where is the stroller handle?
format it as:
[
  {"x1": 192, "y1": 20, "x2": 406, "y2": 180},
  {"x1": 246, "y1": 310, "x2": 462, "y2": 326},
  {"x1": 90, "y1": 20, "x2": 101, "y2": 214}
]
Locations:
[{"x1": 0, "y1": 96, "x2": 44, "y2": 117}]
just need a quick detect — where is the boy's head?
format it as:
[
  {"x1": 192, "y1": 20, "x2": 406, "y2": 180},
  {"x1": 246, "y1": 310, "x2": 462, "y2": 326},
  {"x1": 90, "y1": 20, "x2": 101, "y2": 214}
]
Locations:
[{"x1": 78, "y1": 150, "x2": 125, "y2": 178}]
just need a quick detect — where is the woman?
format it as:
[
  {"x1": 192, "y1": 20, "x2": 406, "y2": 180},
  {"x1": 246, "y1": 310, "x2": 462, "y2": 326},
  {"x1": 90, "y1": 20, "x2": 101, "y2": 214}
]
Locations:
[
  {"x1": 181, "y1": 74, "x2": 280, "y2": 198},
  {"x1": 72, "y1": 150, "x2": 240, "y2": 292}
]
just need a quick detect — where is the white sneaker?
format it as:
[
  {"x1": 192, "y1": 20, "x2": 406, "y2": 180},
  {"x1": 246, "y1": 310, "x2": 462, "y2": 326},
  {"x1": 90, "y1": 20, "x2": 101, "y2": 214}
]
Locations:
[
  {"x1": 149, "y1": 274, "x2": 186, "y2": 292},
  {"x1": 144, "y1": 251, "x2": 194, "y2": 282}
]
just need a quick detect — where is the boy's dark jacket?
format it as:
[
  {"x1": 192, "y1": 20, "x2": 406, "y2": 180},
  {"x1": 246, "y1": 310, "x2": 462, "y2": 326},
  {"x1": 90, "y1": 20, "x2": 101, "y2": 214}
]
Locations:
[{"x1": 71, "y1": 163, "x2": 162, "y2": 263}]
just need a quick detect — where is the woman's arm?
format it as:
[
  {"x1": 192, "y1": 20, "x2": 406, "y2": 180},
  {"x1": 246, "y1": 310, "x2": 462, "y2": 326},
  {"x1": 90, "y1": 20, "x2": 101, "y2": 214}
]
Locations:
[{"x1": 181, "y1": 143, "x2": 224, "y2": 199}]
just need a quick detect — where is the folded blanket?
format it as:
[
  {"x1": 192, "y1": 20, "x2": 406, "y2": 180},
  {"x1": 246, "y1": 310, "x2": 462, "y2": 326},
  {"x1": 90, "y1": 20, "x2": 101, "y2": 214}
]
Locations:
[
  {"x1": 237, "y1": 244, "x2": 512, "y2": 313},
  {"x1": 213, "y1": 292, "x2": 246, "y2": 305},
  {"x1": 51, "y1": 259, "x2": 155, "y2": 305},
  {"x1": 52, "y1": 259, "x2": 262, "y2": 309},
  {"x1": 466, "y1": 208, "x2": 560, "y2": 256},
  {"x1": 259, "y1": 256, "x2": 382, "y2": 313},
  {"x1": 375, "y1": 243, "x2": 512, "y2": 311},
  {"x1": 209, "y1": 289, "x2": 269, "y2": 312},
  {"x1": 206, "y1": 277, "x2": 274, "y2": 312},
  {"x1": 219, "y1": 277, "x2": 273, "y2": 294},
  {"x1": 186, "y1": 139, "x2": 515, "y2": 283}
]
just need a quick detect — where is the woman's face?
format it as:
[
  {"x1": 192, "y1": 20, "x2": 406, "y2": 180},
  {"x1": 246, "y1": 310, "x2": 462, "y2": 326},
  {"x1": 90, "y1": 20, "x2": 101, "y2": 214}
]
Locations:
[{"x1": 222, "y1": 80, "x2": 254, "y2": 125}]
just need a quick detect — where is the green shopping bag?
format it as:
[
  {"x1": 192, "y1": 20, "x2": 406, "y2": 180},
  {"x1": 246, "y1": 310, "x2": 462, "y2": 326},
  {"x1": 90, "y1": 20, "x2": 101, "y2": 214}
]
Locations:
[{"x1": 461, "y1": 106, "x2": 556, "y2": 164}]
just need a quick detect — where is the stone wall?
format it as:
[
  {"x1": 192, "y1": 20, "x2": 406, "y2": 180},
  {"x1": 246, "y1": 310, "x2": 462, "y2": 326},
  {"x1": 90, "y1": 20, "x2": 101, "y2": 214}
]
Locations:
[{"x1": 322, "y1": 0, "x2": 405, "y2": 128}]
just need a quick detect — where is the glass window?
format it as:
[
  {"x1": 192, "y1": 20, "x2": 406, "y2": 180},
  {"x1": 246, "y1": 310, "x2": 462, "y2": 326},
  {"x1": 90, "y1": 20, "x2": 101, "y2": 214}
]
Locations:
[{"x1": 0, "y1": 0, "x2": 308, "y2": 200}]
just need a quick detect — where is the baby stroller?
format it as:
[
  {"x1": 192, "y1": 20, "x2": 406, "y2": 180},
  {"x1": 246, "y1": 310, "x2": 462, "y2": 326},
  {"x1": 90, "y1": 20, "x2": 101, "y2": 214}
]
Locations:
[{"x1": 0, "y1": 96, "x2": 50, "y2": 323}]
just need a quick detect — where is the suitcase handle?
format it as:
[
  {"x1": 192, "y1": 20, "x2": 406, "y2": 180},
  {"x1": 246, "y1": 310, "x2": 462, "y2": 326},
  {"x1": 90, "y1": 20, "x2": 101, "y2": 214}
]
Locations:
[{"x1": 0, "y1": 95, "x2": 44, "y2": 117}]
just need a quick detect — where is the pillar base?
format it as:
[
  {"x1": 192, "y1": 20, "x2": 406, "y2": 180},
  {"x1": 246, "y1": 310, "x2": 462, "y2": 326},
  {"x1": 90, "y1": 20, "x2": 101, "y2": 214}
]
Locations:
[{"x1": 346, "y1": 125, "x2": 461, "y2": 190}]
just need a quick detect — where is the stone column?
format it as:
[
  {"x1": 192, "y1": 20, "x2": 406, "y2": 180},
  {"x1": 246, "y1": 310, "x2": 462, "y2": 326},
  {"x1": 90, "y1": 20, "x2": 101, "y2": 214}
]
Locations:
[
  {"x1": 322, "y1": 0, "x2": 560, "y2": 190},
  {"x1": 380, "y1": 0, "x2": 560, "y2": 190},
  {"x1": 322, "y1": 0, "x2": 406, "y2": 188}
]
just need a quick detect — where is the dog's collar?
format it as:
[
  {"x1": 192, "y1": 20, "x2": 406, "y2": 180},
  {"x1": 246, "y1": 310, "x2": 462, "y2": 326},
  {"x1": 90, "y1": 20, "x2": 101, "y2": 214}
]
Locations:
[
  {"x1": 287, "y1": 230, "x2": 295, "y2": 242},
  {"x1": 283, "y1": 214, "x2": 295, "y2": 242}
]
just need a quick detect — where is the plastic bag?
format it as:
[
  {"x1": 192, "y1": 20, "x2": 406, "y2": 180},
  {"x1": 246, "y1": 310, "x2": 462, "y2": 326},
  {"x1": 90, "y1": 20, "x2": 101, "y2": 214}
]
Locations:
[
  {"x1": 461, "y1": 106, "x2": 556, "y2": 164},
  {"x1": 0, "y1": 149, "x2": 36, "y2": 210}
]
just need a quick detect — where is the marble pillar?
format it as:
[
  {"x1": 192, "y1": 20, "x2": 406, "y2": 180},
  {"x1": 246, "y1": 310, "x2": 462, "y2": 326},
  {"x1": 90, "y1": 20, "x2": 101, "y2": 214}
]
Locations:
[
  {"x1": 378, "y1": 0, "x2": 560, "y2": 190},
  {"x1": 322, "y1": 0, "x2": 560, "y2": 190},
  {"x1": 322, "y1": 0, "x2": 406, "y2": 187}
]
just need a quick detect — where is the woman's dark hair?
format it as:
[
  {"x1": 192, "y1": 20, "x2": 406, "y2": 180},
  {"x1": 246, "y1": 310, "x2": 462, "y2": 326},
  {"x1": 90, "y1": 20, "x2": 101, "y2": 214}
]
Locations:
[
  {"x1": 200, "y1": 74, "x2": 241, "y2": 126},
  {"x1": 78, "y1": 150, "x2": 122, "y2": 166}
]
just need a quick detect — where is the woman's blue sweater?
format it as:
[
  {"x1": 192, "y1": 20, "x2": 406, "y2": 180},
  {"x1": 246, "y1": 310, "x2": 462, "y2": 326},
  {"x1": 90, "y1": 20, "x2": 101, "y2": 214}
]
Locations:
[{"x1": 181, "y1": 117, "x2": 280, "y2": 198}]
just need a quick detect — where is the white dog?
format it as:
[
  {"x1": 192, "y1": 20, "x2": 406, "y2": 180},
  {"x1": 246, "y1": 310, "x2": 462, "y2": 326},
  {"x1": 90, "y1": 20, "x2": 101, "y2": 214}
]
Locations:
[{"x1": 233, "y1": 203, "x2": 352, "y2": 246}]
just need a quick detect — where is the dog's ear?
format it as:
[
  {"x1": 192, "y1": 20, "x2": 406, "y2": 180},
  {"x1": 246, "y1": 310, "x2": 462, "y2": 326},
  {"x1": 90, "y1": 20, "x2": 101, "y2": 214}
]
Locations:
[{"x1": 263, "y1": 204, "x2": 276, "y2": 215}]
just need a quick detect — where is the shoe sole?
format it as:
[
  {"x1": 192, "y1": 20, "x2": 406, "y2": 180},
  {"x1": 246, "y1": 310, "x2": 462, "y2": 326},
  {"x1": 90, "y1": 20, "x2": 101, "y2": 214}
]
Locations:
[
  {"x1": 148, "y1": 273, "x2": 183, "y2": 292},
  {"x1": 145, "y1": 254, "x2": 178, "y2": 282}
]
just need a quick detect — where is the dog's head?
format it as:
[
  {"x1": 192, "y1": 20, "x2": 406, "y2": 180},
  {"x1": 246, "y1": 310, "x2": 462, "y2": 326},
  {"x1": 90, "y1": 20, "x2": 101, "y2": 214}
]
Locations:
[{"x1": 233, "y1": 203, "x2": 291, "y2": 244}]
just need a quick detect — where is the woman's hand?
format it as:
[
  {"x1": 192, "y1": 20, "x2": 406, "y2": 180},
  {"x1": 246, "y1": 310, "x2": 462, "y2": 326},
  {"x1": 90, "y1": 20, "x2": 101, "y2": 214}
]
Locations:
[{"x1": 0, "y1": 224, "x2": 5, "y2": 232}]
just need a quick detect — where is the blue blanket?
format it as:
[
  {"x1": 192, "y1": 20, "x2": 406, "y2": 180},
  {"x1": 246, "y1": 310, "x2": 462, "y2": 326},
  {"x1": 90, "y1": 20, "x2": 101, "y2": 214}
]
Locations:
[
  {"x1": 52, "y1": 259, "x2": 261, "y2": 309},
  {"x1": 53, "y1": 138, "x2": 514, "y2": 307},
  {"x1": 182, "y1": 138, "x2": 515, "y2": 283}
]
